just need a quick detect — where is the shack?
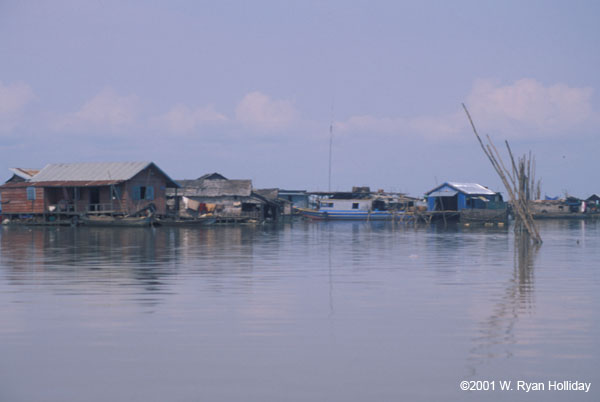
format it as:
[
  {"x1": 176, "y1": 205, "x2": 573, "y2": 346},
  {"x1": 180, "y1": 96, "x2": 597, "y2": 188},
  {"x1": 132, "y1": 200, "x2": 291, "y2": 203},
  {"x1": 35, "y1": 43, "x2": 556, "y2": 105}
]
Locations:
[
  {"x1": 425, "y1": 182, "x2": 507, "y2": 223},
  {"x1": 530, "y1": 196, "x2": 590, "y2": 218},
  {"x1": 167, "y1": 173, "x2": 282, "y2": 222},
  {"x1": 254, "y1": 188, "x2": 294, "y2": 217},
  {"x1": 0, "y1": 161, "x2": 179, "y2": 224}
]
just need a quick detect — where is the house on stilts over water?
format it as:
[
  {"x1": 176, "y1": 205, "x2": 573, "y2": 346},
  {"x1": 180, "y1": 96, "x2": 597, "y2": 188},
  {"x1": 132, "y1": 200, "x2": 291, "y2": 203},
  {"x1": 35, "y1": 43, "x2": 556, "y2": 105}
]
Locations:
[
  {"x1": 166, "y1": 173, "x2": 283, "y2": 223},
  {"x1": 0, "y1": 162, "x2": 179, "y2": 225},
  {"x1": 425, "y1": 182, "x2": 508, "y2": 224}
]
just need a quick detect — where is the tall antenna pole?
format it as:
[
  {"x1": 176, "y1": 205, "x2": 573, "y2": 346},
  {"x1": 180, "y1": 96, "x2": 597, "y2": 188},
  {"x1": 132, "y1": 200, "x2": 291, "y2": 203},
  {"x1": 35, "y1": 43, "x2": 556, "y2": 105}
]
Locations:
[{"x1": 328, "y1": 99, "x2": 334, "y2": 192}]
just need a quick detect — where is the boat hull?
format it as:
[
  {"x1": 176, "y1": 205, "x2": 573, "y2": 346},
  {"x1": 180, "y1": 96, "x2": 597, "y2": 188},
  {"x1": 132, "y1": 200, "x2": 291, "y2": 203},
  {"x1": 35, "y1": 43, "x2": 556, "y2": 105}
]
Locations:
[
  {"x1": 80, "y1": 215, "x2": 153, "y2": 227},
  {"x1": 155, "y1": 217, "x2": 217, "y2": 226},
  {"x1": 298, "y1": 208, "x2": 396, "y2": 221}
]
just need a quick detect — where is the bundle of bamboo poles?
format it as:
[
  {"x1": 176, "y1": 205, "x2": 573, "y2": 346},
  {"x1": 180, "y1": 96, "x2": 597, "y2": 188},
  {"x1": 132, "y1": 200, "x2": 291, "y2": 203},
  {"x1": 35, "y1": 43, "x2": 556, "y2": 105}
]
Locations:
[{"x1": 462, "y1": 104, "x2": 542, "y2": 244}]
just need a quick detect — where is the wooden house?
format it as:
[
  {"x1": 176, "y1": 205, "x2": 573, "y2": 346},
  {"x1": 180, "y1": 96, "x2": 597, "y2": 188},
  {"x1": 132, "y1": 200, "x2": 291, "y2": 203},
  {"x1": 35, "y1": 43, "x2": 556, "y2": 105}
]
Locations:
[
  {"x1": 0, "y1": 162, "x2": 178, "y2": 222},
  {"x1": 167, "y1": 173, "x2": 281, "y2": 221}
]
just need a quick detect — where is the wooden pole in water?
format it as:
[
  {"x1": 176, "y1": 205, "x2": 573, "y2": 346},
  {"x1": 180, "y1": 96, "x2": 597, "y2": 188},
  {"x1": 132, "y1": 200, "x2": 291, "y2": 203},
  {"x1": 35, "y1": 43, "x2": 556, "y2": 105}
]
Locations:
[{"x1": 462, "y1": 103, "x2": 542, "y2": 244}]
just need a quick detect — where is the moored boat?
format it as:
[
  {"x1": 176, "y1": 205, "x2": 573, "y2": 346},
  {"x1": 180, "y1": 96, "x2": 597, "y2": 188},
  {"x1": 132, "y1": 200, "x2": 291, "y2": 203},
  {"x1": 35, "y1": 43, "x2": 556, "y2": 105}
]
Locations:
[
  {"x1": 298, "y1": 190, "x2": 416, "y2": 221},
  {"x1": 80, "y1": 215, "x2": 154, "y2": 227},
  {"x1": 155, "y1": 216, "x2": 217, "y2": 226}
]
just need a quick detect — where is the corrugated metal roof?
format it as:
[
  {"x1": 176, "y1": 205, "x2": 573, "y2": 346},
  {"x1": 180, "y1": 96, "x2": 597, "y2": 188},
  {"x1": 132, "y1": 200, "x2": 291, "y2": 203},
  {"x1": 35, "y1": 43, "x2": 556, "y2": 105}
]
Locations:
[
  {"x1": 428, "y1": 189, "x2": 458, "y2": 197},
  {"x1": 426, "y1": 182, "x2": 497, "y2": 196},
  {"x1": 447, "y1": 182, "x2": 496, "y2": 195},
  {"x1": 1, "y1": 180, "x2": 121, "y2": 188},
  {"x1": 31, "y1": 162, "x2": 153, "y2": 182}
]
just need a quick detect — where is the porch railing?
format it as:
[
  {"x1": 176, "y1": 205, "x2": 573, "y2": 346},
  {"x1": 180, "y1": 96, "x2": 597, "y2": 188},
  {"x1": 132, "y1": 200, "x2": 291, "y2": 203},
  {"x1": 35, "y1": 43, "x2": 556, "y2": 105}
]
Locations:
[{"x1": 87, "y1": 203, "x2": 116, "y2": 213}]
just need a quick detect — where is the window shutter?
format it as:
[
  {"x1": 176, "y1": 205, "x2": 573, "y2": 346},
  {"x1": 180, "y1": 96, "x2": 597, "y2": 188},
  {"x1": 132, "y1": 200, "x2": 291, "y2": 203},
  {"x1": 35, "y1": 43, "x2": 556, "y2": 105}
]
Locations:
[
  {"x1": 132, "y1": 186, "x2": 141, "y2": 201},
  {"x1": 146, "y1": 186, "x2": 154, "y2": 200},
  {"x1": 27, "y1": 186, "x2": 36, "y2": 200}
]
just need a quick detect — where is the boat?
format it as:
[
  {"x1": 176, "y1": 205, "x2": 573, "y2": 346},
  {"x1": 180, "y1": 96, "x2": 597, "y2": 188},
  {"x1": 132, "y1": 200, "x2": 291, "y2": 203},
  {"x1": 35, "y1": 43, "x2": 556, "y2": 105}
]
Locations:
[
  {"x1": 79, "y1": 215, "x2": 154, "y2": 227},
  {"x1": 155, "y1": 216, "x2": 217, "y2": 226},
  {"x1": 298, "y1": 191, "x2": 413, "y2": 221}
]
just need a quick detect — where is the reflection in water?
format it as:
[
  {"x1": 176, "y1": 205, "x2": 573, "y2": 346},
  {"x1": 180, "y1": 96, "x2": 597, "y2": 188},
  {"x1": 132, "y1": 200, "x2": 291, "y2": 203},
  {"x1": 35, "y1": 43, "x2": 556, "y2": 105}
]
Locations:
[
  {"x1": 468, "y1": 233, "x2": 540, "y2": 376},
  {"x1": 1, "y1": 221, "x2": 598, "y2": 402},
  {"x1": 0, "y1": 225, "x2": 260, "y2": 310}
]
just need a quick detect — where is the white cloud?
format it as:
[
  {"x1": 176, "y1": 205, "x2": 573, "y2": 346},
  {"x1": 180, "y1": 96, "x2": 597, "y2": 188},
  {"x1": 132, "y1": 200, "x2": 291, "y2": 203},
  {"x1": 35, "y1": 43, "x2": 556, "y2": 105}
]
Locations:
[
  {"x1": 0, "y1": 81, "x2": 35, "y2": 133},
  {"x1": 466, "y1": 78, "x2": 594, "y2": 136},
  {"x1": 235, "y1": 91, "x2": 297, "y2": 130},
  {"x1": 53, "y1": 88, "x2": 139, "y2": 132},
  {"x1": 335, "y1": 79, "x2": 597, "y2": 141},
  {"x1": 152, "y1": 103, "x2": 227, "y2": 133}
]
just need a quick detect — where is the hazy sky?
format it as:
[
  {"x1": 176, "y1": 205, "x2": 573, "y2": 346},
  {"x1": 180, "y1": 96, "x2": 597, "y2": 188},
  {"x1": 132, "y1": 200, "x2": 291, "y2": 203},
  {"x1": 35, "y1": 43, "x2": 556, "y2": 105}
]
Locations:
[{"x1": 1, "y1": 0, "x2": 599, "y2": 197}]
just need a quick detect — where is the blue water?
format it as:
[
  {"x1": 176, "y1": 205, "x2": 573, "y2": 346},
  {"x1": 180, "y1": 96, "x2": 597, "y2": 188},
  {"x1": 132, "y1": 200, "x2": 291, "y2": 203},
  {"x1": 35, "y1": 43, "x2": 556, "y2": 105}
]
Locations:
[{"x1": 0, "y1": 220, "x2": 598, "y2": 401}]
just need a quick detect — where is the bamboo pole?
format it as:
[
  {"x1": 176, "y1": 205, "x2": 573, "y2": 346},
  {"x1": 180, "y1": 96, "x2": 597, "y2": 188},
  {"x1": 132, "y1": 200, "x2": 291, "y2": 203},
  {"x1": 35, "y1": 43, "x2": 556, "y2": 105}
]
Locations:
[{"x1": 462, "y1": 103, "x2": 542, "y2": 244}]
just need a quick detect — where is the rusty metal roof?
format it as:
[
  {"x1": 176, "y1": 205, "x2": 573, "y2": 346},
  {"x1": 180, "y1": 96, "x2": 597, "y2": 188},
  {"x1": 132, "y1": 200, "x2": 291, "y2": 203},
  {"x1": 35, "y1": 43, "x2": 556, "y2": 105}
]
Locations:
[
  {"x1": 9, "y1": 168, "x2": 39, "y2": 180},
  {"x1": 1, "y1": 180, "x2": 122, "y2": 188}
]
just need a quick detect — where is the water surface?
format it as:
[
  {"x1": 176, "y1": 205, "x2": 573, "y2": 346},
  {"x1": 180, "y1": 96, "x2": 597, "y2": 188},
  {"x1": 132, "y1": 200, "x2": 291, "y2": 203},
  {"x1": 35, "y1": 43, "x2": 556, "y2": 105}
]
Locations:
[{"x1": 1, "y1": 220, "x2": 598, "y2": 401}]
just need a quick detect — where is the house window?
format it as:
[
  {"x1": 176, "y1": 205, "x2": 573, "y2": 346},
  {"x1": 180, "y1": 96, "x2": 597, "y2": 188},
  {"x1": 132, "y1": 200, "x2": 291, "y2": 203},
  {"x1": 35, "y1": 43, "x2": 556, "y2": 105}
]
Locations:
[
  {"x1": 133, "y1": 186, "x2": 154, "y2": 201},
  {"x1": 352, "y1": 203, "x2": 359, "y2": 209},
  {"x1": 26, "y1": 186, "x2": 36, "y2": 200}
]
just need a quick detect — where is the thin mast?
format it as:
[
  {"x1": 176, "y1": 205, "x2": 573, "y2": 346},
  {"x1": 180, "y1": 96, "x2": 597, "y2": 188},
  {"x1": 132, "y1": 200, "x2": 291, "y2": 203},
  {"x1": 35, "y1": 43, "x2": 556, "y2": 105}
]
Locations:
[{"x1": 328, "y1": 100, "x2": 334, "y2": 192}]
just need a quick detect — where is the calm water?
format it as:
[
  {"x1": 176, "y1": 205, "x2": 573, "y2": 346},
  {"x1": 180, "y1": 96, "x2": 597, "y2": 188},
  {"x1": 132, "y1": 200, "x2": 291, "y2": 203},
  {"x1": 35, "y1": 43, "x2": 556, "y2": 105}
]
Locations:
[{"x1": 0, "y1": 220, "x2": 598, "y2": 401}]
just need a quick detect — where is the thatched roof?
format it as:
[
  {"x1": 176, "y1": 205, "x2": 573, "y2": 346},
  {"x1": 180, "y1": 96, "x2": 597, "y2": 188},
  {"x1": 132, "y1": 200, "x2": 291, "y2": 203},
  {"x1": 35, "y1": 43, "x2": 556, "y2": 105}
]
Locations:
[
  {"x1": 174, "y1": 179, "x2": 252, "y2": 197},
  {"x1": 254, "y1": 188, "x2": 279, "y2": 200}
]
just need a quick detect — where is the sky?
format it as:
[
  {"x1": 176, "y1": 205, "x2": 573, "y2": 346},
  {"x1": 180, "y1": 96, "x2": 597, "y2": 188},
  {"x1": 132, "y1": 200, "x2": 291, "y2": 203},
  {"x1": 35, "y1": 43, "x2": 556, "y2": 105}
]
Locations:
[{"x1": 1, "y1": 0, "x2": 599, "y2": 197}]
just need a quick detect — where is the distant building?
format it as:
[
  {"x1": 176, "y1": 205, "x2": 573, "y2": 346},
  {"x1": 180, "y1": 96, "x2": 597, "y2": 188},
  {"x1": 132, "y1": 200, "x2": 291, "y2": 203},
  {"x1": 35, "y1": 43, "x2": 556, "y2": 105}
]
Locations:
[
  {"x1": 530, "y1": 196, "x2": 584, "y2": 216},
  {"x1": 425, "y1": 182, "x2": 503, "y2": 211},
  {"x1": 0, "y1": 162, "x2": 179, "y2": 221},
  {"x1": 425, "y1": 182, "x2": 507, "y2": 223},
  {"x1": 278, "y1": 190, "x2": 309, "y2": 209},
  {"x1": 167, "y1": 173, "x2": 282, "y2": 221}
]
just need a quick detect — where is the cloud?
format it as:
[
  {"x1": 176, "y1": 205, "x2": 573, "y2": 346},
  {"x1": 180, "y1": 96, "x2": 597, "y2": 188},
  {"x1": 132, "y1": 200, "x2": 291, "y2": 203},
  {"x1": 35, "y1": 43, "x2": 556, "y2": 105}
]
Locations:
[
  {"x1": 335, "y1": 79, "x2": 597, "y2": 141},
  {"x1": 151, "y1": 103, "x2": 227, "y2": 133},
  {"x1": 466, "y1": 78, "x2": 595, "y2": 136},
  {"x1": 0, "y1": 81, "x2": 35, "y2": 133},
  {"x1": 235, "y1": 91, "x2": 297, "y2": 130},
  {"x1": 53, "y1": 88, "x2": 139, "y2": 132}
]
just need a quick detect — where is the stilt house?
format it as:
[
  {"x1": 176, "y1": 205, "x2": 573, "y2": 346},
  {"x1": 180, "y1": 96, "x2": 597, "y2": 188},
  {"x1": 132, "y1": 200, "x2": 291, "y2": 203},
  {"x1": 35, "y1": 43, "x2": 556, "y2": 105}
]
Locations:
[
  {"x1": 167, "y1": 173, "x2": 281, "y2": 221},
  {"x1": 0, "y1": 162, "x2": 178, "y2": 221}
]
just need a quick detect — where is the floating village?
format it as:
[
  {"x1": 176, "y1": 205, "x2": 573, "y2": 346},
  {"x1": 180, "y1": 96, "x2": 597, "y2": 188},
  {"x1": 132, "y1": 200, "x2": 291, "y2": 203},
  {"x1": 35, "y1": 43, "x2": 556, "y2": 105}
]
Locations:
[{"x1": 0, "y1": 161, "x2": 598, "y2": 227}]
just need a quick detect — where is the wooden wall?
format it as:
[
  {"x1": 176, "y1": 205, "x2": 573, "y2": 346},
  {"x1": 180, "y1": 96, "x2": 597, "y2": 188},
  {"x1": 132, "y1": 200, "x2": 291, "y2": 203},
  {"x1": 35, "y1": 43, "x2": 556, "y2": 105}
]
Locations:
[
  {"x1": 123, "y1": 166, "x2": 168, "y2": 215},
  {"x1": 0, "y1": 186, "x2": 45, "y2": 214}
]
